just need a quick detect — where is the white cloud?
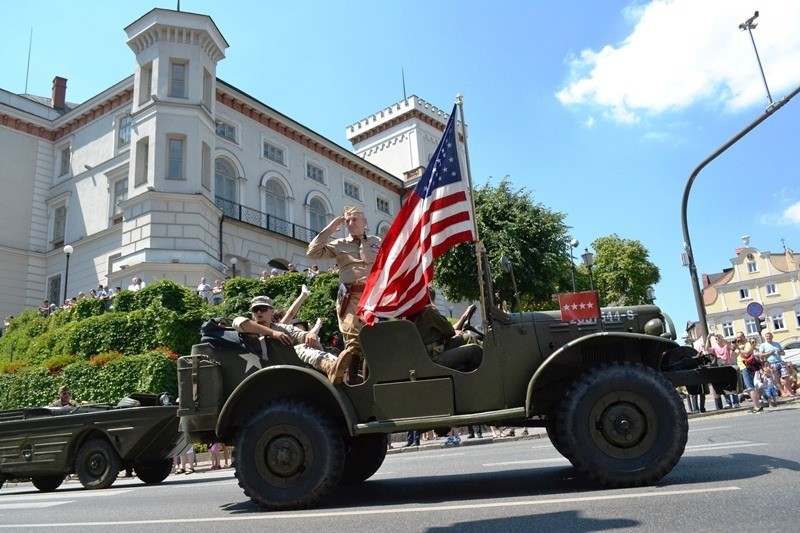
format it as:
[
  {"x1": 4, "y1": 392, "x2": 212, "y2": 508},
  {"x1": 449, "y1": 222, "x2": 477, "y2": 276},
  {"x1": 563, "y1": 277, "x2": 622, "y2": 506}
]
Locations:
[
  {"x1": 556, "y1": 0, "x2": 800, "y2": 123},
  {"x1": 781, "y1": 202, "x2": 800, "y2": 225}
]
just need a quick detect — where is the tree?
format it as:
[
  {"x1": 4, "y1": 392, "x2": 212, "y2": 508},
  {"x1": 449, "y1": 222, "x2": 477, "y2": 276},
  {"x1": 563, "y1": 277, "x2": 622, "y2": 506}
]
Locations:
[
  {"x1": 589, "y1": 234, "x2": 660, "y2": 306},
  {"x1": 434, "y1": 178, "x2": 572, "y2": 310}
]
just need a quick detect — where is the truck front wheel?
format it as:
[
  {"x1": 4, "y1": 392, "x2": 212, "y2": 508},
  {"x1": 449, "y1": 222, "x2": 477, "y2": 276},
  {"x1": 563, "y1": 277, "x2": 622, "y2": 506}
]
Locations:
[
  {"x1": 555, "y1": 362, "x2": 687, "y2": 488},
  {"x1": 75, "y1": 438, "x2": 121, "y2": 489},
  {"x1": 234, "y1": 400, "x2": 344, "y2": 510}
]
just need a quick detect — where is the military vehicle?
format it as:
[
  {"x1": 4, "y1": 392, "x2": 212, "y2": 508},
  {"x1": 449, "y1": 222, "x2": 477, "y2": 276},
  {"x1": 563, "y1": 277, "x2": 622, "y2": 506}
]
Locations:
[
  {"x1": 0, "y1": 393, "x2": 186, "y2": 492},
  {"x1": 178, "y1": 257, "x2": 737, "y2": 511}
]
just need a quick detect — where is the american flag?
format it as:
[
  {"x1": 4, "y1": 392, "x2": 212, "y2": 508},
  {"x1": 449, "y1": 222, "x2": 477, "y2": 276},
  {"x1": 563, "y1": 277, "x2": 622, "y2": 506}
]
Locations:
[{"x1": 358, "y1": 104, "x2": 475, "y2": 324}]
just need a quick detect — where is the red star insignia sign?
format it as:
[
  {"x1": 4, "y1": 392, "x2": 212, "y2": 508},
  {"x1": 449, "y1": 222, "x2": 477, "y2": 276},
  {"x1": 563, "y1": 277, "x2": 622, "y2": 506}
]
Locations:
[{"x1": 559, "y1": 291, "x2": 601, "y2": 322}]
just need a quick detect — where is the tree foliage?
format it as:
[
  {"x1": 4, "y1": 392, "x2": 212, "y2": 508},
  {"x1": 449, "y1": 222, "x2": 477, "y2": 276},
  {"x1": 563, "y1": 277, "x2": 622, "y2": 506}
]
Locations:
[
  {"x1": 434, "y1": 178, "x2": 572, "y2": 310},
  {"x1": 590, "y1": 234, "x2": 660, "y2": 306}
]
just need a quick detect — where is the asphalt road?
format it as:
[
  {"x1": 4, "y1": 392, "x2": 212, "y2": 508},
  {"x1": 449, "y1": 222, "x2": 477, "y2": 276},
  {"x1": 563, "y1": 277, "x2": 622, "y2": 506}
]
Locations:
[{"x1": 2, "y1": 404, "x2": 799, "y2": 532}]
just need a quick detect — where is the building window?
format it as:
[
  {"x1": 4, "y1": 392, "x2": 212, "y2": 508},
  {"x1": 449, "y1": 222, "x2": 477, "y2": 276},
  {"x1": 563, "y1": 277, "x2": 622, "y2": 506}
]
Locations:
[
  {"x1": 118, "y1": 114, "x2": 132, "y2": 147},
  {"x1": 377, "y1": 197, "x2": 391, "y2": 214},
  {"x1": 47, "y1": 274, "x2": 62, "y2": 308},
  {"x1": 216, "y1": 120, "x2": 236, "y2": 143},
  {"x1": 746, "y1": 262, "x2": 758, "y2": 273},
  {"x1": 169, "y1": 61, "x2": 187, "y2": 98},
  {"x1": 215, "y1": 159, "x2": 237, "y2": 204},
  {"x1": 134, "y1": 138, "x2": 149, "y2": 186},
  {"x1": 795, "y1": 308, "x2": 800, "y2": 328},
  {"x1": 770, "y1": 313, "x2": 785, "y2": 331},
  {"x1": 167, "y1": 137, "x2": 185, "y2": 180},
  {"x1": 265, "y1": 180, "x2": 287, "y2": 220},
  {"x1": 111, "y1": 178, "x2": 128, "y2": 225},
  {"x1": 745, "y1": 317, "x2": 757, "y2": 335},
  {"x1": 138, "y1": 62, "x2": 153, "y2": 104},
  {"x1": 722, "y1": 321, "x2": 734, "y2": 338},
  {"x1": 203, "y1": 68, "x2": 212, "y2": 109},
  {"x1": 344, "y1": 181, "x2": 361, "y2": 201},
  {"x1": 201, "y1": 142, "x2": 211, "y2": 190},
  {"x1": 738, "y1": 288, "x2": 750, "y2": 300},
  {"x1": 306, "y1": 162, "x2": 325, "y2": 184},
  {"x1": 59, "y1": 146, "x2": 71, "y2": 176},
  {"x1": 263, "y1": 142, "x2": 284, "y2": 165},
  {"x1": 309, "y1": 198, "x2": 327, "y2": 234},
  {"x1": 52, "y1": 205, "x2": 67, "y2": 248},
  {"x1": 764, "y1": 283, "x2": 777, "y2": 296}
]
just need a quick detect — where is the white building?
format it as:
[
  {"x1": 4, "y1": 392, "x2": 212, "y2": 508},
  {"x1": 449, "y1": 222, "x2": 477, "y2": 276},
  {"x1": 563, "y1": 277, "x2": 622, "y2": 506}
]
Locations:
[{"x1": 0, "y1": 8, "x2": 466, "y2": 322}]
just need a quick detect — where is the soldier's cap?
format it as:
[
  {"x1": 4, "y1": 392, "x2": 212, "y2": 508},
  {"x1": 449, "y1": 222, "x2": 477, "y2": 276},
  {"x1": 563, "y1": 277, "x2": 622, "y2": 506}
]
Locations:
[
  {"x1": 343, "y1": 206, "x2": 364, "y2": 217},
  {"x1": 58, "y1": 385, "x2": 71, "y2": 394},
  {"x1": 250, "y1": 296, "x2": 273, "y2": 311}
]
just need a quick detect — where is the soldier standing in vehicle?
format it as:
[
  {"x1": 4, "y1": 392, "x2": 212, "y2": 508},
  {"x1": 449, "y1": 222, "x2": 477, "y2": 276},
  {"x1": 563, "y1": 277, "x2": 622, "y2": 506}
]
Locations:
[
  {"x1": 307, "y1": 206, "x2": 381, "y2": 384},
  {"x1": 50, "y1": 385, "x2": 78, "y2": 407}
]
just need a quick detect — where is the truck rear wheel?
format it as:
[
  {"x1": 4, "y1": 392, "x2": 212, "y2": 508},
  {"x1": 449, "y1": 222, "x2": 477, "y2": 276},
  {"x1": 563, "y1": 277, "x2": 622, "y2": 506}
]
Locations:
[
  {"x1": 32, "y1": 475, "x2": 64, "y2": 492},
  {"x1": 75, "y1": 438, "x2": 121, "y2": 489},
  {"x1": 340, "y1": 434, "x2": 387, "y2": 485},
  {"x1": 234, "y1": 400, "x2": 344, "y2": 510},
  {"x1": 556, "y1": 362, "x2": 687, "y2": 488},
  {"x1": 135, "y1": 459, "x2": 173, "y2": 484}
]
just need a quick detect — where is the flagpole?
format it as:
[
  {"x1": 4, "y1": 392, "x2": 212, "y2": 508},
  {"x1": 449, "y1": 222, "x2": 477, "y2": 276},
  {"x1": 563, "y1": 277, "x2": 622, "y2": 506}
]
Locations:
[{"x1": 455, "y1": 94, "x2": 488, "y2": 326}]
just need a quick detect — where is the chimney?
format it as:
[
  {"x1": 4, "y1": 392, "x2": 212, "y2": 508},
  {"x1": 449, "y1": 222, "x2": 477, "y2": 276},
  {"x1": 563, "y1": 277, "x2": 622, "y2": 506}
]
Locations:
[{"x1": 52, "y1": 76, "x2": 68, "y2": 110}]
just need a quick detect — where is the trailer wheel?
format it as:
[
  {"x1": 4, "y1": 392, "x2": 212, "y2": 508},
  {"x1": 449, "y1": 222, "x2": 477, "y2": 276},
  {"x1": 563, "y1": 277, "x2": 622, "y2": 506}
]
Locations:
[
  {"x1": 75, "y1": 438, "x2": 121, "y2": 489},
  {"x1": 32, "y1": 475, "x2": 64, "y2": 492},
  {"x1": 234, "y1": 400, "x2": 344, "y2": 510},
  {"x1": 340, "y1": 434, "x2": 387, "y2": 485},
  {"x1": 135, "y1": 459, "x2": 173, "y2": 484},
  {"x1": 556, "y1": 362, "x2": 687, "y2": 488}
]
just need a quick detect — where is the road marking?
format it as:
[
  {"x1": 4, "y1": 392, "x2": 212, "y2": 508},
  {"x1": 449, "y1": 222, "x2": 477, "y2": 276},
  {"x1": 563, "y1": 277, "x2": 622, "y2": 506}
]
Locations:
[
  {"x1": 0, "y1": 486, "x2": 741, "y2": 528},
  {"x1": 689, "y1": 425, "x2": 732, "y2": 432},
  {"x1": 483, "y1": 458, "x2": 569, "y2": 467},
  {"x1": 0, "y1": 489, "x2": 132, "y2": 503},
  {"x1": 0, "y1": 502, "x2": 69, "y2": 510},
  {"x1": 686, "y1": 442, "x2": 767, "y2": 452}
]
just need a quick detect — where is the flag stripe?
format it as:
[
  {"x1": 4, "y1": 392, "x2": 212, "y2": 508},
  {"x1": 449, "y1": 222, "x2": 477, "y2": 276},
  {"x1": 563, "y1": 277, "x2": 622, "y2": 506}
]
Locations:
[{"x1": 357, "y1": 103, "x2": 475, "y2": 324}]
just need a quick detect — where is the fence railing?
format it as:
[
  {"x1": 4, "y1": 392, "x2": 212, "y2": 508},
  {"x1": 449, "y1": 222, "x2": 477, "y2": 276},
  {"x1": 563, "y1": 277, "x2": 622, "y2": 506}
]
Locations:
[{"x1": 215, "y1": 197, "x2": 319, "y2": 243}]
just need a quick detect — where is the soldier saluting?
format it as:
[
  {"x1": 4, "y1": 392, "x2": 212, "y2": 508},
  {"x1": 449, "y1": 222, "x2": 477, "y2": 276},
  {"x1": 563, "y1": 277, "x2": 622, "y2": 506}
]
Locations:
[{"x1": 307, "y1": 206, "x2": 381, "y2": 384}]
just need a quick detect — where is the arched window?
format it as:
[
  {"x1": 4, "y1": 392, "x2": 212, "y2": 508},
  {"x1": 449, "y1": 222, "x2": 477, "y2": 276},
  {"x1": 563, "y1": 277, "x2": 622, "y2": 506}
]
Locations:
[
  {"x1": 215, "y1": 158, "x2": 237, "y2": 203},
  {"x1": 309, "y1": 198, "x2": 327, "y2": 234},
  {"x1": 264, "y1": 180, "x2": 286, "y2": 221}
]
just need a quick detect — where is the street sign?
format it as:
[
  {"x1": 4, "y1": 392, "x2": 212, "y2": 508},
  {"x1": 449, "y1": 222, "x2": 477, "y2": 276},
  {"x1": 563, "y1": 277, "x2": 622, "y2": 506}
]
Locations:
[{"x1": 746, "y1": 302, "x2": 764, "y2": 317}]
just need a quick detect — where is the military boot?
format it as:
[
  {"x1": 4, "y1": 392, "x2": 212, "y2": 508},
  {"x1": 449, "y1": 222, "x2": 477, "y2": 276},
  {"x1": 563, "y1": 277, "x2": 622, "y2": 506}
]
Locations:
[{"x1": 327, "y1": 350, "x2": 353, "y2": 385}]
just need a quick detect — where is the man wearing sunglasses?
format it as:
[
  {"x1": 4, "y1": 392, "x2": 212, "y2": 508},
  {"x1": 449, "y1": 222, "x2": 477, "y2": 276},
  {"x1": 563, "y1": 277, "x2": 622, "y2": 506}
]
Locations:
[{"x1": 233, "y1": 296, "x2": 351, "y2": 384}]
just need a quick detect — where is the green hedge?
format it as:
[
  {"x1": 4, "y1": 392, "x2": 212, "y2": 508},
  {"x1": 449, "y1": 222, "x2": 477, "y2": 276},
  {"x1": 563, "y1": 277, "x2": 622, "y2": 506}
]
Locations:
[{"x1": 0, "y1": 275, "x2": 340, "y2": 410}]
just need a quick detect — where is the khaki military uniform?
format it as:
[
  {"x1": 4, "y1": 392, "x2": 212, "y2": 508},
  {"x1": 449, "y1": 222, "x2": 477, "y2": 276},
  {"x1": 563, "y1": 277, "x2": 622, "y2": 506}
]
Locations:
[{"x1": 307, "y1": 231, "x2": 381, "y2": 360}]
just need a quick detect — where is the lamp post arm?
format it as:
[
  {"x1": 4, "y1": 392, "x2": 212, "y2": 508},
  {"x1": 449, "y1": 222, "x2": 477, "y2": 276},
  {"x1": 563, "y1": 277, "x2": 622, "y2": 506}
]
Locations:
[{"x1": 681, "y1": 83, "x2": 800, "y2": 341}]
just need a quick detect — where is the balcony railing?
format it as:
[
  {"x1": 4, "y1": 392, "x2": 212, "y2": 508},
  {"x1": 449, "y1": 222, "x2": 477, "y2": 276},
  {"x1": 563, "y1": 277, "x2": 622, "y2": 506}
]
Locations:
[{"x1": 215, "y1": 197, "x2": 319, "y2": 243}]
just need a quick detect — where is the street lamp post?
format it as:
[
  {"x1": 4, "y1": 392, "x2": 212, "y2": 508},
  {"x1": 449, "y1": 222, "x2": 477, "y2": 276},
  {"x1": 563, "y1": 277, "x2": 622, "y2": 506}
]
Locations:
[
  {"x1": 581, "y1": 248, "x2": 595, "y2": 291},
  {"x1": 569, "y1": 239, "x2": 579, "y2": 292},
  {"x1": 646, "y1": 286, "x2": 655, "y2": 304},
  {"x1": 63, "y1": 245, "x2": 74, "y2": 304},
  {"x1": 739, "y1": 11, "x2": 773, "y2": 105},
  {"x1": 230, "y1": 257, "x2": 238, "y2": 278}
]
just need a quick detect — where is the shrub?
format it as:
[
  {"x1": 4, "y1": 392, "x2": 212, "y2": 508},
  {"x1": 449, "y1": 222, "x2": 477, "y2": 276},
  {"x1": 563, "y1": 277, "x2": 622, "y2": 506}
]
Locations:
[
  {"x1": 90, "y1": 350, "x2": 123, "y2": 366},
  {"x1": 43, "y1": 353, "x2": 78, "y2": 374}
]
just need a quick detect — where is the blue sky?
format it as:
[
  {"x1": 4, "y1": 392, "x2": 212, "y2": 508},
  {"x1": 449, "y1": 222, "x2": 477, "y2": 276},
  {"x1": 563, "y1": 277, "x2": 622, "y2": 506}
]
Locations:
[{"x1": 3, "y1": 0, "x2": 799, "y2": 334}]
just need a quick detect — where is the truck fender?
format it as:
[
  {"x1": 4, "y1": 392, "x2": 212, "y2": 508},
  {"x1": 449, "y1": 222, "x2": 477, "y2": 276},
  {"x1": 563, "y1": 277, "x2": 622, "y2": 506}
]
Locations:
[
  {"x1": 216, "y1": 365, "x2": 358, "y2": 439},
  {"x1": 525, "y1": 331, "x2": 679, "y2": 416}
]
